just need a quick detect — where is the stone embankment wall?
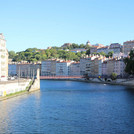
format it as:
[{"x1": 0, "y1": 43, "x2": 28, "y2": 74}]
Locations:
[
  {"x1": 85, "y1": 77, "x2": 134, "y2": 87},
  {"x1": 0, "y1": 79, "x2": 31, "y2": 97},
  {"x1": 29, "y1": 79, "x2": 40, "y2": 92},
  {"x1": 0, "y1": 69, "x2": 40, "y2": 99},
  {"x1": 29, "y1": 68, "x2": 40, "y2": 92}
]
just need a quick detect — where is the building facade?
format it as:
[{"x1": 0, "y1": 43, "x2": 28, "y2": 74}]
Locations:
[
  {"x1": 80, "y1": 58, "x2": 91, "y2": 75},
  {"x1": 114, "y1": 59, "x2": 126, "y2": 77},
  {"x1": 0, "y1": 33, "x2": 8, "y2": 81},
  {"x1": 123, "y1": 40, "x2": 134, "y2": 55},
  {"x1": 56, "y1": 61, "x2": 73, "y2": 76},
  {"x1": 69, "y1": 62, "x2": 80, "y2": 76},
  {"x1": 41, "y1": 60, "x2": 56, "y2": 76},
  {"x1": 102, "y1": 61, "x2": 108, "y2": 76}
]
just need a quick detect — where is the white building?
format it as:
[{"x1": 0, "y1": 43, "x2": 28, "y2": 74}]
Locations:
[
  {"x1": 41, "y1": 60, "x2": 56, "y2": 76},
  {"x1": 0, "y1": 33, "x2": 8, "y2": 81},
  {"x1": 56, "y1": 61, "x2": 73, "y2": 76},
  {"x1": 114, "y1": 59, "x2": 126, "y2": 77}
]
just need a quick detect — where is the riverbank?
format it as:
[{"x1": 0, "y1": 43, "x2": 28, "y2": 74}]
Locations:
[
  {"x1": 0, "y1": 79, "x2": 40, "y2": 101},
  {"x1": 76, "y1": 78, "x2": 134, "y2": 88},
  {"x1": 41, "y1": 78, "x2": 134, "y2": 88}
]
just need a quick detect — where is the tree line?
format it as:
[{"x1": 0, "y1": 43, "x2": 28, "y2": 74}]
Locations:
[
  {"x1": 9, "y1": 48, "x2": 87, "y2": 62},
  {"x1": 8, "y1": 44, "x2": 114, "y2": 63}
]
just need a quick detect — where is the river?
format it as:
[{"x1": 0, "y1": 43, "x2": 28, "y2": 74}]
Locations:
[{"x1": 0, "y1": 80, "x2": 134, "y2": 134}]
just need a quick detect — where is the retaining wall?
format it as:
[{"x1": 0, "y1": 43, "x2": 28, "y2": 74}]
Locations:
[{"x1": 0, "y1": 79, "x2": 31, "y2": 97}]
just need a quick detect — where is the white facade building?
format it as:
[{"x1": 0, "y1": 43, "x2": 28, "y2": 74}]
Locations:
[
  {"x1": 56, "y1": 61, "x2": 73, "y2": 76},
  {"x1": 0, "y1": 33, "x2": 8, "y2": 81},
  {"x1": 114, "y1": 59, "x2": 126, "y2": 77}
]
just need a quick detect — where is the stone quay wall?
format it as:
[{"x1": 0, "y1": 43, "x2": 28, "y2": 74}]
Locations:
[{"x1": 0, "y1": 79, "x2": 31, "y2": 97}]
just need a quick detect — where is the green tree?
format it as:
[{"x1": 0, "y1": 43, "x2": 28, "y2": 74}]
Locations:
[
  {"x1": 85, "y1": 44, "x2": 90, "y2": 49},
  {"x1": 41, "y1": 54, "x2": 47, "y2": 60},
  {"x1": 99, "y1": 52, "x2": 106, "y2": 56},
  {"x1": 8, "y1": 51, "x2": 16, "y2": 59},
  {"x1": 35, "y1": 54, "x2": 41, "y2": 61},
  {"x1": 111, "y1": 72, "x2": 117, "y2": 80},
  {"x1": 124, "y1": 49, "x2": 134, "y2": 74},
  {"x1": 86, "y1": 49, "x2": 90, "y2": 55},
  {"x1": 45, "y1": 49, "x2": 51, "y2": 58},
  {"x1": 50, "y1": 48, "x2": 57, "y2": 57},
  {"x1": 106, "y1": 51, "x2": 113, "y2": 57},
  {"x1": 72, "y1": 43, "x2": 79, "y2": 49},
  {"x1": 79, "y1": 44, "x2": 85, "y2": 48}
]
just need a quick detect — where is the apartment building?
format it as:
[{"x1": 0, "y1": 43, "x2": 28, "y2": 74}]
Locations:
[
  {"x1": 56, "y1": 61, "x2": 73, "y2": 76},
  {"x1": 69, "y1": 62, "x2": 80, "y2": 76},
  {"x1": 80, "y1": 58, "x2": 91, "y2": 75},
  {"x1": 80, "y1": 55, "x2": 102, "y2": 76},
  {"x1": 8, "y1": 63, "x2": 40, "y2": 78},
  {"x1": 0, "y1": 33, "x2": 8, "y2": 81},
  {"x1": 97, "y1": 46, "x2": 110, "y2": 54},
  {"x1": 114, "y1": 59, "x2": 126, "y2": 77},
  {"x1": 123, "y1": 40, "x2": 134, "y2": 55},
  {"x1": 102, "y1": 61, "x2": 108, "y2": 76},
  {"x1": 90, "y1": 56, "x2": 106, "y2": 77},
  {"x1": 41, "y1": 60, "x2": 56, "y2": 76}
]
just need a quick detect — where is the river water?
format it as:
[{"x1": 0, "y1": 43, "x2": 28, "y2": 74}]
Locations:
[{"x1": 0, "y1": 80, "x2": 134, "y2": 134}]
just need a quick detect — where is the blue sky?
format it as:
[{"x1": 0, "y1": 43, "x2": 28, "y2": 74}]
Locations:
[{"x1": 0, "y1": 0, "x2": 134, "y2": 52}]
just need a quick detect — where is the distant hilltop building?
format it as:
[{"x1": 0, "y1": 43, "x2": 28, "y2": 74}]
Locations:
[
  {"x1": 123, "y1": 40, "x2": 134, "y2": 55},
  {"x1": 90, "y1": 43, "x2": 123, "y2": 54},
  {"x1": 47, "y1": 46, "x2": 52, "y2": 49},
  {"x1": 93, "y1": 43, "x2": 104, "y2": 48},
  {"x1": 90, "y1": 44, "x2": 104, "y2": 54},
  {"x1": 0, "y1": 33, "x2": 8, "y2": 81},
  {"x1": 110, "y1": 43, "x2": 121, "y2": 48},
  {"x1": 61, "y1": 43, "x2": 72, "y2": 48},
  {"x1": 86, "y1": 40, "x2": 92, "y2": 46}
]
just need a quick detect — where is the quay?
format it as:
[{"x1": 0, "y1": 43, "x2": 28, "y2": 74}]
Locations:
[{"x1": 0, "y1": 69, "x2": 40, "y2": 101}]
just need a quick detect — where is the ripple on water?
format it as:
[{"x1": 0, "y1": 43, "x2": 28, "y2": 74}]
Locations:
[{"x1": 0, "y1": 80, "x2": 134, "y2": 134}]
